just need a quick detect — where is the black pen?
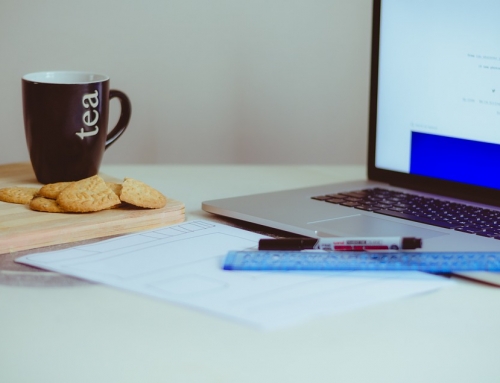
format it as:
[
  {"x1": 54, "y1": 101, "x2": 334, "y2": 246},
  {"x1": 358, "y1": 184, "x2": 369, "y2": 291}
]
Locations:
[{"x1": 258, "y1": 236, "x2": 422, "y2": 251}]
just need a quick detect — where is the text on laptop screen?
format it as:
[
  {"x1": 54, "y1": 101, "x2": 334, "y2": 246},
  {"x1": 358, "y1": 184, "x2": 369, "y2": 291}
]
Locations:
[{"x1": 375, "y1": 0, "x2": 500, "y2": 189}]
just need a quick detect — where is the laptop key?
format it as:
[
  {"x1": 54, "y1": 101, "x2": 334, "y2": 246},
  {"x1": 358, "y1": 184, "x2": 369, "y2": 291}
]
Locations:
[
  {"x1": 388, "y1": 207, "x2": 406, "y2": 212},
  {"x1": 311, "y1": 195, "x2": 331, "y2": 201},
  {"x1": 355, "y1": 205, "x2": 377, "y2": 211},
  {"x1": 340, "y1": 201, "x2": 361, "y2": 207},
  {"x1": 325, "y1": 198, "x2": 344, "y2": 204}
]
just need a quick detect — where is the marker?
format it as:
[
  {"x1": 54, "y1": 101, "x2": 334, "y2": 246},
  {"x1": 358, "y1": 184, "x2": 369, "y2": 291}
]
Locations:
[{"x1": 258, "y1": 237, "x2": 422, "y2": 251}]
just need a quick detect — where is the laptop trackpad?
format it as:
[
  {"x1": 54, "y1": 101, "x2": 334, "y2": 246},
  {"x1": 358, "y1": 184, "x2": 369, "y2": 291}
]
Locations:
[{"x1": 308, "y1": 215, "x2": 447, "y2": 239}]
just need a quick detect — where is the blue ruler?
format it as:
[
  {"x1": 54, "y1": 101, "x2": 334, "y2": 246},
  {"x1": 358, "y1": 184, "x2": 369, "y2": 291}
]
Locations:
[{"x1": 223, "y1": 251, "x2": 500, "y2": 272}]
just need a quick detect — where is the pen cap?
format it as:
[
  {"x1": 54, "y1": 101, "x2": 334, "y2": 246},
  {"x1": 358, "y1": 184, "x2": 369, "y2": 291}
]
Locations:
[
  {"x1": 258, "y1": 238, "x2": 317, "y2": 250},
  {"x1": 402, "y1": 237, "x2": 422, "y2": 249}
]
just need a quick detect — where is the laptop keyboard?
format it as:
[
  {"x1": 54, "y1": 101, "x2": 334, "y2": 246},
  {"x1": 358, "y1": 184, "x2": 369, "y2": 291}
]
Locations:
[{"x1": 312, "y1": 187, "x2": 500, "y2": 239}]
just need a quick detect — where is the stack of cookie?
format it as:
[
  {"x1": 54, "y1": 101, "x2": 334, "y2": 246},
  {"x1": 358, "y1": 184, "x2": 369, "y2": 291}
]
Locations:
[{"x1": 0, "y1": 175, "x2": 167, "y2": 213}]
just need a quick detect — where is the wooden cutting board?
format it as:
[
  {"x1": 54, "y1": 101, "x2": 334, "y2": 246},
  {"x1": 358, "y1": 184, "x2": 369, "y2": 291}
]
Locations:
[{"x1": 0, "y1": 163, "x2": 185, "y2": 253}]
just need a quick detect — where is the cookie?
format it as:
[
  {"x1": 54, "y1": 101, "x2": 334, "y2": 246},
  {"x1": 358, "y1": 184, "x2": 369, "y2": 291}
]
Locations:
[
  {"x1": 0, "y1": 187, "x2": 39, "y2": 204},
  {"x1": 120, "y1": 178, "x2": 167, "y2": 209},
  {"x1": 30, "y1": 196, "x2": 65, "y2": 213},
  {"x1": 56, "y1": 175, "x2": 121, "y2": 213},
  {"x1": 38, "y1": 181, "x2": 73, "y2": 199}
]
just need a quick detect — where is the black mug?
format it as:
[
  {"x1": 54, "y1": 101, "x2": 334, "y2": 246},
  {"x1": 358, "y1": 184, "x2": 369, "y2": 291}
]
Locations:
[{"x1": 22, "y1": 71, "x2": 131, "y2": 184}]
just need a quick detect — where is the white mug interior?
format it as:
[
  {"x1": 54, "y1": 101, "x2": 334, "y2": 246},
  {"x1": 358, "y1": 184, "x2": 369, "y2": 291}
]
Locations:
[{"x1": 22, "y1": 71, "x2": 109, "y2": 84}]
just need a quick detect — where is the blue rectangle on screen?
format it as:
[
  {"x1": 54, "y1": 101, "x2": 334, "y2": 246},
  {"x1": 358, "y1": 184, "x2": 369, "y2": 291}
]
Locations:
[{"x1": 410, "y1": 132, "x2": 500, "y2": 189}]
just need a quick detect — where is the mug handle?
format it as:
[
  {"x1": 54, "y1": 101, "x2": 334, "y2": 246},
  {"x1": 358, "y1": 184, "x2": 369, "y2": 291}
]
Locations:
[{"x1": 105, "y1": 89, "x2": 132, "y2": 149}]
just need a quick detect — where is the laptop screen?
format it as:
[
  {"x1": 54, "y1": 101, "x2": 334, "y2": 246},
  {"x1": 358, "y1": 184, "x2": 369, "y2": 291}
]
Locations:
[{"x1": 371, "y1": 0, "x2": 500, "y2": 193}]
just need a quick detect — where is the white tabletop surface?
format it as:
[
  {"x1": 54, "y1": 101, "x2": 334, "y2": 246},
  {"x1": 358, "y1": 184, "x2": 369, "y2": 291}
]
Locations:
[{"x1": 1, "y1": 164, "x2": 499, "y2": 383}]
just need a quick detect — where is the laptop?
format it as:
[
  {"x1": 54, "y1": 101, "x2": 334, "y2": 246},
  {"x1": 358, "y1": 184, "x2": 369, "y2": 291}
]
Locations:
[{"x1": 203, "y1": 0, "x2": 500, "y2": 285}]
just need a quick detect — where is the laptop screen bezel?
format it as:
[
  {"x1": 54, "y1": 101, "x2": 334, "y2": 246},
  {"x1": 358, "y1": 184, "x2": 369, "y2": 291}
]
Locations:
[{"x1": 367, "y1": 0, "x2": 500, "y2": 207}]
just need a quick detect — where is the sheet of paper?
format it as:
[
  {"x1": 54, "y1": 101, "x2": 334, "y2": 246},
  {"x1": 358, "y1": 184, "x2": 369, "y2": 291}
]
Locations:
[{"x1": 16, "y1": 220, "x2": 452, "y2": 330}]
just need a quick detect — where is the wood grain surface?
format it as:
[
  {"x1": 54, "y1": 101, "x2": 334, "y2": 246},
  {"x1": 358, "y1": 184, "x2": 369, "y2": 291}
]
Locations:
[{"x1": 0, "y1": 163, "x2": 185, "y2": 253}]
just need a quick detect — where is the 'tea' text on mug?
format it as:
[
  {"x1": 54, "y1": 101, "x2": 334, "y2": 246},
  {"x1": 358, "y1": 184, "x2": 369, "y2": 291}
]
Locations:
[{"x1": 76, "y1": 90, "x2": 100, "y2": 139}]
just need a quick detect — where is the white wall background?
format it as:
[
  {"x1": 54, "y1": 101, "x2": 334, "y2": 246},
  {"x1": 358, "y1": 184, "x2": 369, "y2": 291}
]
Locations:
[{"x1": 0, "y1": 0, "x2": 372, "y2": 165}]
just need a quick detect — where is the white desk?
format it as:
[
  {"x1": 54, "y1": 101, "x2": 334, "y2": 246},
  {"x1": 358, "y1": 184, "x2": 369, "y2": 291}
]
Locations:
[{"x1": 1, "y1": 165, "x2": 499, "y2": 383}]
